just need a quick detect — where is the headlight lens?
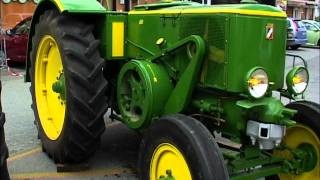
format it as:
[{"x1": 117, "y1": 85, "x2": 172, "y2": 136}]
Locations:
[
  {"x1": 246, "y1": 68, "x2": 269, "y2": 98},
  {"x1": 286, "y1": 67, "x2": 308, "y2": 95}
]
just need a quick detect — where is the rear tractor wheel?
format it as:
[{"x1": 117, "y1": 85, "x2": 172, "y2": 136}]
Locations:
[
  {"x1": 138, "y1": 114, "x2": 229, "y2": 180},
  {"x1": 30, "y1": 10, "x2": 107, "y2": 163}
]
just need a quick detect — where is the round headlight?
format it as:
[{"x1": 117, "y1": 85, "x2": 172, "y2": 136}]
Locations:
[
  {"x1": 246, "y1": 68, "x2": 269, "y2": 98},
  {"x1": 286, "y1": 67, "x2": 308, "y2": 95}
]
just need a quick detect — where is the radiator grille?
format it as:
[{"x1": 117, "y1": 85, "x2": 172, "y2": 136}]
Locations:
[{"x1": 180, "y1": 15, "x2": 227, "y2": 56}]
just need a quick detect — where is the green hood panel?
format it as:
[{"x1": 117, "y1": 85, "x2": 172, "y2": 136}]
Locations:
[{"x1": 39, "y1": 0, "x2": 106, "y2": 13}]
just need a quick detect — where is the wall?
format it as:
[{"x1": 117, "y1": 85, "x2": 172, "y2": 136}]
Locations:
[{"x1": 0, "y1": 1, "x2": 36, "y2": 29}]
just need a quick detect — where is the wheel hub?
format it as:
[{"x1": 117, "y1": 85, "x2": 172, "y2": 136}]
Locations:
[
  {"x1": 150, "y1": 143, "x2": 192, "y2": 180},
  {"x1": 274, "y1": 124, "x2": 319, "y2": 179},
  {"x1": 293, "y1": 143, "x2": 318, "y2": 173},
  {"x1": 52, "y1": 74, "x2": 66, "y2": 101}
]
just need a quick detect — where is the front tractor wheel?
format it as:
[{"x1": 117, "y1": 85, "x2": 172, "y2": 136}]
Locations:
[
  {"x1": 138, "y1": 114, "x2": 229, "y2": 180},
  {"x1": 272, "y1": 101, "x2": 320, "y2": 179},
  {"x1": 30, "y1": 10, "x2": 107, "y2": 163}
]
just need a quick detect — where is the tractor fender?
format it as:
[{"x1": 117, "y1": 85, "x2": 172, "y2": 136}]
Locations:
[{"x1": 25, "y1": 0, "x2": 107, "y2": 82}]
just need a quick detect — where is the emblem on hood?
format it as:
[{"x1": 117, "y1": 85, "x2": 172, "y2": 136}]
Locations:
[{"x1": 266, "y1": 24, "x2": 274, "y2": 40}]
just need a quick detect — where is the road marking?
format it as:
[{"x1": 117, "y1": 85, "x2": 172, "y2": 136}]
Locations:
[
  {"x1": 10, "y1": 167, "x2": 134, "y2": 179},
  {"x1": 7, "y1": 147, "x2": 42, "y2": 163}
]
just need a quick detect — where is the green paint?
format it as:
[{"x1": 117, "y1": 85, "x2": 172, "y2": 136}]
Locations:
[
  {"x1": 286, "y1": 66, "x2": 309, "y2": 95},
  {"x1": 117, "y1": 60, "x2": 173, "y2": 129},
  {"x1": 149, "y1": 35, "x2": 206, "y2": 114},
  {"x1": 228, "y1": 148, "x2": 284, "y2": 179},
  {"x1": 278, "y1": 143, "x2": 318, "y2": 174},
  {"x1": 236, "y1": 97, "x2": 296, "y2": 125},
  {"x1": 52, "y1": 74, "x2": 65, "y2": 101},
  {"x1": 230, "y1": 166, "x2": 282, "y2": 180},
  {"x1": 294, "y1": 143, "x2": 318, "y2": 173},
  {"x1": 27, "y1": 1, "x2": 317, "y2": 178},
  {"x1": 39, "y1": 0, "x2": 107, "y2": 13},
  {"x1": 159, "y1": 169, "x2": 175, "y2": 180}
]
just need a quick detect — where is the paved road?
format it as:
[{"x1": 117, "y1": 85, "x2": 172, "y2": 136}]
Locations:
[{"x1": 0, "y1": 47, "x2": 319, "y2": 179}]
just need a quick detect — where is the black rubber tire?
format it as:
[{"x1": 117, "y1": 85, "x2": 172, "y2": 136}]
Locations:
[
  {"x1": 138, "y1": 114, "x2": 229, "y2": 180},
  {"x1": 30, "y1": 9, "x2": 107, "y2": 163},
  {"x1": 286, "y1": 101, "x2": 320, "y2": 137},
  {"x1": 0, "y1": 160, "x2": 9, "y2": 180},
  {"x1": 267, "y1": 100, "x2": 320, "y2": 179},
  {"x1": 290, "y1": 45, "x2": 300, "y2": 50}
]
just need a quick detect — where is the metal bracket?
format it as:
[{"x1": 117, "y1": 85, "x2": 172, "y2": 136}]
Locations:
[{"x1": 148, "y1": 35, "x2": 206, "y2": 114}]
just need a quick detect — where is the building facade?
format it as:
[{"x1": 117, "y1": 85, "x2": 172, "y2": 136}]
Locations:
[
  {"x1": 0, "y1": 1, "x2": 37, "y2": 29},
  {"x1": 287, "y1": 0, "x2": 319, "y2": 19}
]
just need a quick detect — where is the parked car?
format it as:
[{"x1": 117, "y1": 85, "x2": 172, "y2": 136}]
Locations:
[
  {"x1": 0, "y1": 16, "x2": 31, "y2": 66},
  {"x1": 302, "y1": 20, "x2": 320, "y2": 46},
  {"x1": 286, "y1": 18, "x2": 308, "y2": 50}
]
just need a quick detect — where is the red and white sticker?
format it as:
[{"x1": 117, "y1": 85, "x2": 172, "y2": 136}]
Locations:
[{"x1": 266, "y1": 24, "x2": 274, "y2": 40}]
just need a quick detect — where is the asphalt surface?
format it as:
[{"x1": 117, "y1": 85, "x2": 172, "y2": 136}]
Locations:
[{"x1": 0, "y1": 47, "x2": 319, "y2": 179}]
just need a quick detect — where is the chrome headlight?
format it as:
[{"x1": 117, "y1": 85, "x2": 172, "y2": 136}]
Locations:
[
  {"x1": 286, "y1": 67, "x2": 309, "y2": 95},
  {"x1": 246, "y1": 68, "x2": 269, "y2": 98}
]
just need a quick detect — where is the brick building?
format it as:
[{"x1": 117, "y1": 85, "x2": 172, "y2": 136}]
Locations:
[
  {"x1": 0, "y1": 1, "x2": 36, "y2": 29},
  {"x1": 286, "y1": 0, "x2": 318, "y2": 19}
]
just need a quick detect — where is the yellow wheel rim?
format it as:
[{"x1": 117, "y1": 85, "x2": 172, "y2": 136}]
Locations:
[
  {"x1": 35, "y1": 35, "x2": 65, "y2": 140},
  {"x1": 150, "y1": 143, "x2": 192, "y2": 180},
  {"x1": 275, "y1": 124, "x2": 320, "y2": 180}
]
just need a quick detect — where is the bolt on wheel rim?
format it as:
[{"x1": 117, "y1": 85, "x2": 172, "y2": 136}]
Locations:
[
  {"x1": 35, "y1": 35, "x2": 66, "y2": 140},
  {"x1": 150, "y1": 143, "x2": 192, "y2": 180}
]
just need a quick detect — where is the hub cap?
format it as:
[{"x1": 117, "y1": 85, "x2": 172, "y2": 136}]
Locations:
[
  {"x1": 35, "y1": 35, "x2": 65, "y2": 140},
  {"x1": 150, "y1": 143, "x2": 192, "y2": 180}
]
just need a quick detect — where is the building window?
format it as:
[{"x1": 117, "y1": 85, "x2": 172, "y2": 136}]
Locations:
[{"x1": 293, "y1": 8, "x2": 300, "y2": 19}]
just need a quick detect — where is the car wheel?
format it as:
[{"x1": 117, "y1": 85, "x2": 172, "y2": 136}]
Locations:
[{"x1": 291, "y1": 45, "x2": 300, "y2": 50}]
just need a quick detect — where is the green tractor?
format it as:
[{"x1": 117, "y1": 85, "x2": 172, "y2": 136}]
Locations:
[{"x1": 25, "y1": 0, "x2": 319, "y2": 179}]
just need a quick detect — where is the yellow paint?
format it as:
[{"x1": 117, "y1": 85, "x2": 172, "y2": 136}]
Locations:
[
  {"x1": 129, "y1": 9, "x2": 286, "y2": 18},
  {"x1": 248, "y1": 78, "x2": 261, "y2": 87},
  {"x1": 7, "y1": 147, "x2": 42, "y2": 163},
  {"x1": 112, "y1": 22, "x2": 125, "y2": 57},
  {"x1": 293, "y1": 76, "x2": 303, "y2": 84},
  {"x1": 274, "y1": 124, "x2": 320, "y2": 179},
  {"x1": 35, "y1": 35, "x2": 65, "y2": 140},
  {"x1": 150, "y1": 143, "x2": 192, "y2": 180},
  {"x1": 156, "y1": 38, "x2": 165, "y2": 46},
  {"x1": 52, "y1": 0, "x2": 65, "y2": 12},
  {"x1": 10, "y1": 168, "x2": 133, "y2": 179},
  {"x1": 147, "y1": 64, "x2": 157, "y2": 83}
]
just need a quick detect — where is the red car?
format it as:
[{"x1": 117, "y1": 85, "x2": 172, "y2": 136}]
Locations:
[{"x1": 0, "y1": 16, "x2": 31, "y2": 66}]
